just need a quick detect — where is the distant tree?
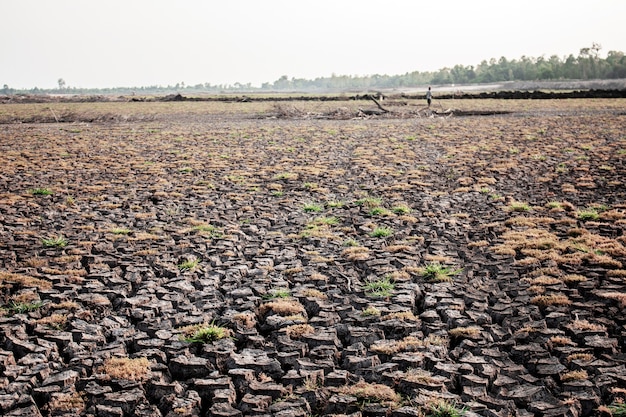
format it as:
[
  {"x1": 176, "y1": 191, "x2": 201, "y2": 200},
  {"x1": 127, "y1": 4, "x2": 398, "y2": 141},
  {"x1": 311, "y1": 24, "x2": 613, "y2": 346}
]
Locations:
[{"x1": 58, "y1": 78, "x2": 66, "y2": 90}]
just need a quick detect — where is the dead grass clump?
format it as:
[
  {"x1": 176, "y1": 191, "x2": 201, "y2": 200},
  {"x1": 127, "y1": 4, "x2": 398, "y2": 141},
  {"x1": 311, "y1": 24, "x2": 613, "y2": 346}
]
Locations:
[
  {"x1": 562, "y1": 274, "x2": 587, "y2": 284},
  {"x1": 0, "y1": 272, "x2": 52, "y2": 290},
  {"x1": 527, "y1": 285, "x2": 546, "y2": 294},
  {"x1": 561, "y1": 369, "x2": 589, "y2": 382},
  {"x1": 548, "y1": 335, "x2": 575, "y2": 347},
  {"x1": 598, "y1": 292, "x2": 626, "y2": 307},
  {"x1": 284, "y1": 324, "x2": 315, "y2": 339},
  {"x1": 448, "y1": 326, "x2": 482, "y2": 338},
  {"x1": 382, "y1": 311, "x2": 419, "y2": 322},
  {"x1": 513, "y1": 257, "x2": 540, "y2": 267},
  {"x1": 100, "y1": 357, "x2": 151, "y2": 381},
  {"x1": 403, "y1": 368, "x2": 439, "y2": 384},
  {"x1": 34, "y1": 314, "x2": 68, "y2": 330},
  {"x1": 232, "y1": 312, "x2": 256, "y2": 328},
  {"x1": 570, "y1": 319, "x2": 606, "y2": 332},
  {"x1": 49, "y1": 301, "x2": 80, "y2": 311},
  {"x1": 567, "y1": 352, "x2": 594, "y2": 363},
  {"x1": 258, "y1": 299, "x2": 306, "y2": 317},
  {"x1": 386, "y1": 244, "x2": 413, "y2": 253},
  {"x1": 584, "y1": 253, "x2": 622, "y2": 269},
  {"x1": 342, "y1": 246, "x2": 370, "y2": 261},
  {"x1": 301, "y1": 288, "x2": 328, "y2": 299},
  {"x1": 337, "y1": 381, "x2": 401, "y2": 405},
  {"x1": 370, "y1": 335, "x2": 446, "y2": 355},
  {"x1": 467, "y1": 240, "x2": 490, "y2": 248},
  {"x1": 607, "y1": 270, "x2": 626, "y2": 278},
  {"x1": 530, "y1": 293, "x2": 571, "y2": 307},
  {"x1": 524, "y1": 276, "x2": 562, "y2": 286},
  {"x1": 47, "y1": 392, "x2": 85, "y2": 414}
]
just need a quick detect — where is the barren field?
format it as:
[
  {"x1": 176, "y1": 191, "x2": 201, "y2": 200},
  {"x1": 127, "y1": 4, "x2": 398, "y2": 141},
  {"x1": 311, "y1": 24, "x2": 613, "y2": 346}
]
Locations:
[{"x1": 0, "y1": 98, "x2": 625, "y2": 417}]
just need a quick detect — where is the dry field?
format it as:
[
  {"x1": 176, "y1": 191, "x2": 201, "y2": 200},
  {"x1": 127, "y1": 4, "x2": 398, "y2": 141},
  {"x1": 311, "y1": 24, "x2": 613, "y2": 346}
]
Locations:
[{"x1": 0, "y1": 97, "x2": 625, "y2": 417}]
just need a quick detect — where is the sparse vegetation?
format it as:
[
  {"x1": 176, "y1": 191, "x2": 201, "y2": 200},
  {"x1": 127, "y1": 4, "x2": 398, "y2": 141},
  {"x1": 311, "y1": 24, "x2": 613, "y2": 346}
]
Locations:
[
  {"x1": 370, "y1": 226, "x2": 393, "y2": 238},
  {"x1": 41, "y1": 235, "x2": 68, "y2": 248},
  {"x1": 179, "y1": 322, "x2": 232, "y2": 344},
  {"x1": 419, "y1": 262, "x2": 463, "y2": 282},
  {"x1": 177, "y1": 258, "x2": 200, "y2": 272},
  {"x1": 363, "y1": 276, "x2": 395, "y2": 297},
  {"x1": 426, "y1": 400, "x2": 467, "y2": 417},
  {"x1": 31, "y1": 188, "x2": 53, "y2": 196}
]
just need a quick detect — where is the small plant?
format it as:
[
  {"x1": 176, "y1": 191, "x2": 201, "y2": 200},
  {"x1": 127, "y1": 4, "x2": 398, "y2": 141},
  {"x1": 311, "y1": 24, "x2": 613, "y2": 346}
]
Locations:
[
  {"x1": 31, "y1": 188, "x2": 53, "y2": 196},
  {"x1": 303, "y1": 202, "x2": 323, "y2": 213},
  {"x1": 392, "y1": 204, "x2": 411, "y2": 214},
  {"x1": 110, "y1": 228, "x2": 131, "y2": 235},
  {"x1": 426, "y1": 399, "x2": 467, "y2": 417},
  {"x1": 274, "y1": 172, "x2": 298, "y2": 180},
  {"x1": 363, "y1": 277, "x2": 395, "y2": 297},
  {"x1": 264, "y1": 288, "x2": 291, "y2": 299},
  {"x1": 312, "y1": 216, "x2": 339, "y2": 226},
  {"x1": 605, "y1": 403, "x2": 626, "y2": 417},
  {"x1": 179, "y1": 322, "x2": 232, "y2": 344},
  {"x1": 508, "y1": 201, "x2": 531, "y2": 212},
  {"x1": 361, "y1": 306, "x2": 381, "y2": 317},
  {"x1": 368, "y1": 207, "x2": 391, "y2": 216},
  {"x1": 577, "y1": 209, "x2": 600, "y2": 221},
  {"x1": 177, "y1": 258, "x2": 200, "y2": 272},
  {"x1": 419, "y1": 262, "x2": 462, "y2": 282},
  {"x1": 6, "y1": 301, "x2": 43, "y2": 315},
  {"x1": 355, "y1": 196, "x2": 383, "y2": 208},
  {"x1": 343, "y1": 238, "x2": 359, "y2": 247},
  {"x1": 560, "y1": 370, "x2": 588, "y2": 382},
  {"x1": 41, "y1": 235, "x2": 68, "y2": 248},
  {"x1": 370, "y1": 226, "x2": 393, "y2": 238},
  {"x1": 546, "y1": 201, "x2": 562, "y2": 209},
  {"x1": 327, "y1": 201, "x2": 344, "y2": 208}
]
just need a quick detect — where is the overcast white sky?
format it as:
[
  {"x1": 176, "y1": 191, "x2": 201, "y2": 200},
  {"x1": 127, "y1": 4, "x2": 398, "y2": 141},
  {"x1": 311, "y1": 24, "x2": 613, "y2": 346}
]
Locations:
[{"x1": 2, "y1": 0, "x2": 625, "y2": 89}]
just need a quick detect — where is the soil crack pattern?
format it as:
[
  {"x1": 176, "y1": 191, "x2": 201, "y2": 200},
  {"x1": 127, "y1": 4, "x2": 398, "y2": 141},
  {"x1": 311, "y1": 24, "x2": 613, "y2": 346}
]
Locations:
[{"x1": 0, "y1": 98, "x2": 625, "y2": 417}]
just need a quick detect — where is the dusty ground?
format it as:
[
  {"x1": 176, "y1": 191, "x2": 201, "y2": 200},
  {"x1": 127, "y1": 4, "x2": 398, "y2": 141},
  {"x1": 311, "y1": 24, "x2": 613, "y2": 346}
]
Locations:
[{"x1": 0, "y1": 98, "x2": 625, "y2": 417}]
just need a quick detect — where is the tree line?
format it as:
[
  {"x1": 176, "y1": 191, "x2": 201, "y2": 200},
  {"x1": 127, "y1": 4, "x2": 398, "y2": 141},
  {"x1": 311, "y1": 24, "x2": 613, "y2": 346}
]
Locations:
[{"x1": 2, "y1": 44, "x2": 625, "y2": 95}]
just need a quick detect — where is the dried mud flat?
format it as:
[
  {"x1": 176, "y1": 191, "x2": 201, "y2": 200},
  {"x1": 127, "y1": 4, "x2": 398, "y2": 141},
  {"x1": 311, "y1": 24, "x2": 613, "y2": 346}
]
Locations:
[{"x1": 0, "y1": 98, "x2": 625, "y2": 417}]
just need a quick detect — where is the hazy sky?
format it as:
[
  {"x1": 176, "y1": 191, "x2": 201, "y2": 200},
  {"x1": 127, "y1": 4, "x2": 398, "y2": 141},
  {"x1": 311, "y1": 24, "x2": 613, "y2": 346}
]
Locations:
[{"x1": 2, "y1": 0, "x2": 625, "y2": 89}]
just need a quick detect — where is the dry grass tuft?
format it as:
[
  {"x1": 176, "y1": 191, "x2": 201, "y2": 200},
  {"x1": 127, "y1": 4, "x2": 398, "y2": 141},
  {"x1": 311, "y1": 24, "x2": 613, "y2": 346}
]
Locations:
[
  {"x1": 47, "y1": 392, "x2": 85, "y2": 413},
  {"x1": 301, "y1": 288, "x2": 328, "y2": 299},
  {"x1": 530, "y1": 293, "x2": 571, "y2": 307},
  {"x1": 284, "y1": 324, "x2": 315, "y2": 339},
  {"x1": 570, "y1": 319, "x2": 606, "y2": 332},
  {"x1": 566, "y1": 352, "x2": 594, "y2": 363},
  {"x1": 342, "y1": 246, "x2": 370, "y2": 261},
  {"x1": 449, "y1": 326, "x2": 482, "y2": 338},
  {"x1": 561, "y1": 369, "x2": 589, "y2": 382},
  {"x1": 0, "y1": 272, "x2": 52, "y2": 290},
  {"x1": 100, "y1": 357, "x2": 151, "y2": 381},
  {"x1": 258, "y1": 299, "x2": 306, "y2": 317},
  {"x1": 337, "y1": 381, "x2": 401, "y2": 404}
]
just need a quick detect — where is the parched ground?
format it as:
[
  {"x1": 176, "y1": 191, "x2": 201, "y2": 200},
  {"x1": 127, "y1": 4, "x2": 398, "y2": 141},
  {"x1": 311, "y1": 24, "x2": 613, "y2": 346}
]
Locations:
[{"x1": 0, "y1": 98, "x2": 625, "y2": 417}]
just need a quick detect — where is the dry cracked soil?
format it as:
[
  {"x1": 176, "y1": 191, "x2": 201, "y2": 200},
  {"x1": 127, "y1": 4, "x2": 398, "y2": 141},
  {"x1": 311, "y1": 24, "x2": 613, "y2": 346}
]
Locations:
[{"x1": 0, "y1": 97, "x2": 625, "y2": 417}]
